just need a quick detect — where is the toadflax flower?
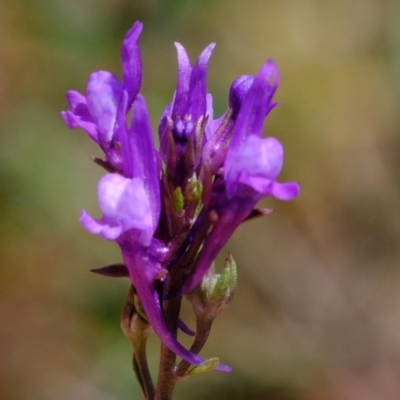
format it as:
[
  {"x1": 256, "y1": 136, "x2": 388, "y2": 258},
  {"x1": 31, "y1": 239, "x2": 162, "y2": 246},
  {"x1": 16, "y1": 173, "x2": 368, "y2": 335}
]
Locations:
[
  {"x1": 62, "y1": 22, "x2": 231, "y2": 372},
  {"x1": 62, "y1": 22, "x2": 143, "y2": 171},
  {"x1": 62, "y1": 20, "x2": 299, "y2": 379},
  {"x1": 81, "y1": 92, "x2": 229, "y2": 369},
  {"x1": 182, "y1": 60, "x2": 300, "y2": 294}
]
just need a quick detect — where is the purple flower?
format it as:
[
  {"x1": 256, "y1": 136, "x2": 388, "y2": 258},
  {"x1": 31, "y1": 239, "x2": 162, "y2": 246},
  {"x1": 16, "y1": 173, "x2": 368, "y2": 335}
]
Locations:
[
  {"x1": 183, "y1": 60, "x2": 300, "y2": 294},
  {"x1": 78, "y1": 92, "x2": 230, "y2": 370},
  {"x1": 62, "y1": 20, "x2": 299, "y2": 374},
  {"x1": 61, "y1": 22, "x2": 143, "y2": 170},
  {"x1": 159, "y1": 43, "x2": 215, "y2": 182}
]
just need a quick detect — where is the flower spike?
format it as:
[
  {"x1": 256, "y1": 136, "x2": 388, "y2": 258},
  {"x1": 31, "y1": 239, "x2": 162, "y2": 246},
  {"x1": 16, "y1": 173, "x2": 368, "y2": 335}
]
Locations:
[{"x1": 62, "y1": 21, "x2": 300, "y2": 390}]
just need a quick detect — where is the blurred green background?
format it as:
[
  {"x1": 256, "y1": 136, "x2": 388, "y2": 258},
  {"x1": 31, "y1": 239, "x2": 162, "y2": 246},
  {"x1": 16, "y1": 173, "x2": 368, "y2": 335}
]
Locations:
[{"x1": 1, "y1": 0, "x2": 400, "y2": 399}]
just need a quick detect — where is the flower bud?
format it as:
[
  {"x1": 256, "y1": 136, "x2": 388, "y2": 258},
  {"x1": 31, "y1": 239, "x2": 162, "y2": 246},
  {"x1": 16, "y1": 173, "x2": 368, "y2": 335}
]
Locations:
[
  {"x1": 188, "y1": 253, "x2": 237, "y2": 322},
  {"x1": 185, "y1": 173, "x2": 203, "y2": 204}
]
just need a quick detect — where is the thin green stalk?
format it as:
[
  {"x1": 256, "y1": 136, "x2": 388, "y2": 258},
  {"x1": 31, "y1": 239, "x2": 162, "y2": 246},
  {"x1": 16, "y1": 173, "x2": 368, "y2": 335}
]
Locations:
[{"x1": 121, "y1": 285, "x2": 155, "y2": 400}]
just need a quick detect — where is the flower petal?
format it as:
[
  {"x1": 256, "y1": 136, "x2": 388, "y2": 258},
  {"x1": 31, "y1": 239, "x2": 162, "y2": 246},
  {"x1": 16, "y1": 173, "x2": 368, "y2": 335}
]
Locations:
[
  {"x1": 228, "y1": 59, "x2": 279, "y2": 154},
  {"x1": 228, "y1": 74, "x2": 254, "y2": 118},
  {"x1": 271, "y1": 181, "x2": 301, "y2": 201},
  {"x1": 225, "y1": 136, "x2": 284, "y2": 198},
  {"x1": 122, "y1": 21, "x2": 143, "y2": 106},
  {"x1": 187, "y1": 43, "x2": 215, "y2": 122},
  {"x1": 116, "y1": 94, "x2": 161, "y2": 231},
  {"x1": 98, "y1": 173, "x2": 154, "y2": 244},
  {"x1": 80, "y1": 210, "x2": 122, "y2": 240},
  {"x1": 62, "y1": 90, "x2": 98, "y2": 142},
  {"x1": 86, "y1": 71, "x2": 123, "y2": 146}
]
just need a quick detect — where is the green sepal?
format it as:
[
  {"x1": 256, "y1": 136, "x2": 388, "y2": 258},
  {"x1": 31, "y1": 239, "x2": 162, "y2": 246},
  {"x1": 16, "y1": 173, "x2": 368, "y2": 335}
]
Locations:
[
  {"x1": 185, "y1": 357, "x2": 220, "y2": 376},
  {"x1": 185, "y1": 173, "x2": 203, "y2": 204},
  {"x1": 173, "y1": 186, "x2": 184, "y2": 213}
]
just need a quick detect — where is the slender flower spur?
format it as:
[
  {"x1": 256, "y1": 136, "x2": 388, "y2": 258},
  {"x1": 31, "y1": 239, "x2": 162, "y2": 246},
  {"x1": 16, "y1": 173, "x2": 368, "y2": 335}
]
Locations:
[{"x1": 62, "y1": 20, "x2": 300, "y2": 400}]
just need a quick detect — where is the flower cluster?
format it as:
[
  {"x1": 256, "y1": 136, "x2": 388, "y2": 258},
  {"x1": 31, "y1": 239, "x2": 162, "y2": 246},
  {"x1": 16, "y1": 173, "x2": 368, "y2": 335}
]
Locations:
[{"x1": 62, "y1": 21, "x2": 300, "y2": 371}]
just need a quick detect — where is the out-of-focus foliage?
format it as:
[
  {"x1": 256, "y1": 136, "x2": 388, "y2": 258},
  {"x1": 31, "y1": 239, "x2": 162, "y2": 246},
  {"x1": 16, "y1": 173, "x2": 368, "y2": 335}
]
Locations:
[{"x1": 1, "y1": 0, "x2": 400, "y2": 399}]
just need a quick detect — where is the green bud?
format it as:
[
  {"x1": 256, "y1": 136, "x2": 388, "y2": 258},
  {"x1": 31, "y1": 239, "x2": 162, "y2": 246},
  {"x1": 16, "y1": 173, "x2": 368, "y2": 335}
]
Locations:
[
  {"x1": 211, "y1": 253, "x2": 237, "y2": 302},
  {"x1": 188, "y1": 253, "x2": 237, "y2": 321},
  {"x1": 173, "y1": 186, "x2": 184, "y2": 213},
  {"x1": 185, "y1": 173, "x2": 203, "y2": 203},
  {"x1": 186, "y1": 357, "x2": 220, "y2": 376}
]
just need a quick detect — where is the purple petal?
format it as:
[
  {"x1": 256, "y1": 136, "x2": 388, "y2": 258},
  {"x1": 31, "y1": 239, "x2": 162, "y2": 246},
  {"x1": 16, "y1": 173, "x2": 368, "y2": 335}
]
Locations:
[
  {"x1": 122, "y1": 21, "x2": 143, "y2": 106},
  {"x1": 86, "y1": 71, "x2": 124, "y2": 146},
  {"x1": 187, "y1": 43, "x2": 215, "y2": 121},
  {"x1": 62, "y1": 91, "x2": 98, "y2": 142},
  {"x1": 128, "y1": 95, "x2": 161, "y2": 228},
  {"x1": 229, "y1": 74, "x2": 254, "y2": 118},
  {"x1": 227, "y1": 59, "x2": 280, "y2": 155},
  {"x1": 225, "y1": 136, "x2": 284, "y2": 198},
  {"x1": 98, "y1": 173, "x2": 154, "y2": 244},
  {"x1": 172, "y1": 43, "x2": 192, "y2": 117},
  {"x1": 65, "y1": 90, "x2": 87, "y2": 110},
  {"x1": 116, "y1": 93, "x2": 161, "y2": 234},
  {"x1": 271, "y1": 181, "x2": 301, "y2": 201},
  {"x1": 80, "y1": 210, "x2": 122, "y2": 240},
  {"x1": 178, "y1": 319, "x2": 195, "y2": 336}
]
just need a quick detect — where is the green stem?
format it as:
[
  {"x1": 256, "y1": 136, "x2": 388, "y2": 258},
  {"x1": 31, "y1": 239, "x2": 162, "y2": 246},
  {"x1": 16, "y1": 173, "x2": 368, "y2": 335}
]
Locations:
[
  {"x1": 131, "y1": 321, "x2": 155, "y2": 400},
  {"x1": 121, "y1": 285, "x2": 155, "y2": 400}
]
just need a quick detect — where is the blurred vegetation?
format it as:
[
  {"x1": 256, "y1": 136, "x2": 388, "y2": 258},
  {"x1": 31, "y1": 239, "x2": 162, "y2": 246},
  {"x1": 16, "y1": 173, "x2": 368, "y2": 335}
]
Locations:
[{"x1": 1, "y1": 0, "x2": 400, "y2": 399}]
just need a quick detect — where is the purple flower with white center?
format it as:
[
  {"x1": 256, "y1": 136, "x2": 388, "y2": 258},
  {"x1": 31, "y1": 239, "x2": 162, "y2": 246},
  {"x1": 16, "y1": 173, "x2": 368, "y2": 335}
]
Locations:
[
  {"x1": 183, "y1": 60, "x2": 300, "y2": 294},
  {"x1": 62, "y1": 22, "x2": 143, "y2": 171}
]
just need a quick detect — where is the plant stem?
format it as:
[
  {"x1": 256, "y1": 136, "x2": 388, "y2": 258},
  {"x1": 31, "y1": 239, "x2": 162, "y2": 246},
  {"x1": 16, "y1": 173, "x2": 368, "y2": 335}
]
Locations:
[
  {"x1": 154, "y1": 295, "x2": 182, "y2": 400},
  {"x1": 121, "y1": 285, "x2": 155, "y2": 400},
  {"x1": 131, "y1": 326, "x2": 155, "y2": 400}
]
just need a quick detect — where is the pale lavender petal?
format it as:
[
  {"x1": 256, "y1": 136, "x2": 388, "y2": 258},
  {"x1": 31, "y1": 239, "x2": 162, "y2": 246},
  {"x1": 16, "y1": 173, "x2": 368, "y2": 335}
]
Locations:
[
  {"x1": 62, "y1": 90, "x2": 98, "y2": 142},
  {"x1": 86, "y1": 71, "x2": 123, "y2": 146},
  {"x1": 80, "y1": 210, "x2": 122, "y2": 240},
  {"x1": 65, "y1": 90, "x2": 87, "y2": 110},
  {"x1": 61, "y1": 110, "x2": 98, "y2": 142},
  {"x1": 271, "y1": 181, "x2": 301, "y2": 201},
  {"x1": 225, "y1": 136, "x2": 284, "y2": 198},
  {"x1": 98, "y1": 174, "x2": 154, "y2": 244},
  {"x1": 122, "y1": 21, "x2": 143, "y2": 106}
]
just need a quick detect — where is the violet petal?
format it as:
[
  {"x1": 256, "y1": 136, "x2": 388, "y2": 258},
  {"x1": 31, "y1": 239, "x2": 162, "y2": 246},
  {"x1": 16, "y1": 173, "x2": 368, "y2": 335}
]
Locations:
[
  {"x1": 122, "y1": 21, "x2": 143, "y2": 106},
  {"x1": 86, "y1": 71, "x2": 124, "y2": 146}
]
